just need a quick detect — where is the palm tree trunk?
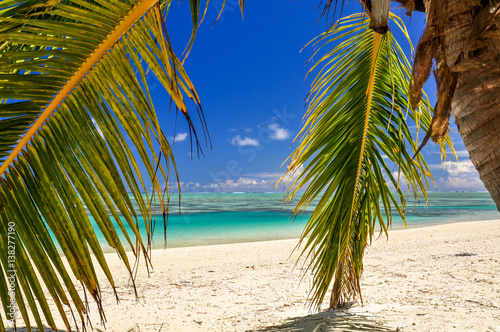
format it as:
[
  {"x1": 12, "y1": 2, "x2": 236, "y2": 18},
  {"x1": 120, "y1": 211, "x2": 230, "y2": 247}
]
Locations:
[{"x1": 430, "y1": 0, "x2": 500, "y2": 209}]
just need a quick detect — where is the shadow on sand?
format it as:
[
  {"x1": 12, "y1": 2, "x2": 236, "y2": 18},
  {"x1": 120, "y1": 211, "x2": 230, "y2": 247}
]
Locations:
[
  {"x1": 5, "y1": 327, "x2": 110, "y2": 332},
  {"x1": 253, "y1": 309, "x2": 395, "y2": 332},
  {"x1": 6, "y1": 328, "x2": 68, "y2": 332}
]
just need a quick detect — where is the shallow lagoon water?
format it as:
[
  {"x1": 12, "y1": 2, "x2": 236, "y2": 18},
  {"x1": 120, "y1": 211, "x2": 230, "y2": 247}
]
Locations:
[{"x1": 91, "y1": 192, "x2": 499, "y2": 251}]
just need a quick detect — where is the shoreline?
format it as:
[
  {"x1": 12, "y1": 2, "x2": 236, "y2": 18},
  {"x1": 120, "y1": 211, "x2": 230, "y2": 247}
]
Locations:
[
  {"x1": 139, "y1": 216, "x2": 500, "y2": 251},
  {"x1": 97, "y1": 215, "x2": 500, "y2": 253},
  {"x1": 13, "y1": 219, "x2": 500, "y2": 331}
]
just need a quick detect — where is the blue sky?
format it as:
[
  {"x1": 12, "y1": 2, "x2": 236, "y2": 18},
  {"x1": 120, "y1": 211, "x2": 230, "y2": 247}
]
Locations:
[{"x1": 145, "y1": 0, "x2": 486, "y2": 193}]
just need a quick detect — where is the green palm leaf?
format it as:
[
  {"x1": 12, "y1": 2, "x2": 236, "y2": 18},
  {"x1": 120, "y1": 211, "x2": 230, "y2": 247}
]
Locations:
[
  {"x1": 0, "y1": 0, "x2": 208, "y2": 330},
  {"x1": 281, "y1": 13, "x2": 454, "y2": 309}
]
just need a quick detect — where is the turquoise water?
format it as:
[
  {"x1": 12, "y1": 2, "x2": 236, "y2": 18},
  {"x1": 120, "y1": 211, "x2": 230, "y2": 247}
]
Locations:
[{"x1": 92, "y1": 192, "x2": 500, "y2": 251}]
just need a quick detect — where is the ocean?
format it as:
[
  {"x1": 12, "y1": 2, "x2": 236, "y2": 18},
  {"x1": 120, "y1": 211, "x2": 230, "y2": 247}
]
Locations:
[{"x1": 92, "y1": 192, "x2": 500, "y2": 252}]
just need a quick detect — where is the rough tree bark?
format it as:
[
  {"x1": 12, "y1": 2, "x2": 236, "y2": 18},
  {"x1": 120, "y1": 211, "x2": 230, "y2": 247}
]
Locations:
[
  {"x1": 436, "y1": 0, "x2": 500, "y2": 209},
  {"x1": 382, "y1": 2, "x2": 500, "y2": 208},
  {"x1": 403, "y1": 0, "x2": 500, "y2": 208}
]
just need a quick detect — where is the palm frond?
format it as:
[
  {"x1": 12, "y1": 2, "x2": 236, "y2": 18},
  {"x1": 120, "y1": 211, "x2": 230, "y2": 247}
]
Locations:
[
  {"x1": 0, "y1": 0, "x2": 208, "y2": 329},
  {"x1": 280, "y1": 13, "x2": 454, "y2": 309}
]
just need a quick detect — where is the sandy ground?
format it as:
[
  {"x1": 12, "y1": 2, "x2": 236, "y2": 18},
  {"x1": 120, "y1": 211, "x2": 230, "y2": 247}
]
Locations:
[{"x1": 8, "y1": 219, "x2": 500, "y2": 331}]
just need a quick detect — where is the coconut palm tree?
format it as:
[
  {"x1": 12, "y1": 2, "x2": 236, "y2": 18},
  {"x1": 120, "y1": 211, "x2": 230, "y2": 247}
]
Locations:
[
  {"x1": 0, "y1": 0, "x2": 246, "y2": 329},
  {"x1": 402, "y1": 0, "x2": 500, "y2": 208},
  {"x1": 1, "y1": 0, "x2": 497, "y2": 328},
  {"x1": 362, "y1": 0, "x2": 500, "y2": 210},
  {"x1": 280, "y1": 12, "x2": 453, "y2": 309},
  {"x1": 281, "y1": 0, "x2": 499, "y2": 309}
]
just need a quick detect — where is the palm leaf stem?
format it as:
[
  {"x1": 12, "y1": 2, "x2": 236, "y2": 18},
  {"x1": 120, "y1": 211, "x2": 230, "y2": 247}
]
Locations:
[
  {"x1": 0, "y1": 0, "x2": 160, "y2": 177},
  {"x1": 349, "y1": 32, "x2": 382, "y2": 223}
]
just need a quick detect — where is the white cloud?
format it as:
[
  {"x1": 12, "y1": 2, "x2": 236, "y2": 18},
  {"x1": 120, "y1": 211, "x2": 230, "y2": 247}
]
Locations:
[
  {"x1": 228, "y1": 127, "x2": 253, "y2": 133},
  {"x1": 379, "y1": 160, "x2": 485, "y2": 193},
  {"x1": 231, "y1": 135, "x2": 260, "y2": 147},
  {"x1": 163, "y1": 181, "x2": 202, "y2": 192},
  {"x1": 441, "y1": 161, "x2": 477, "y2": 176},
  {"x1": 170, "y1": 132, "x2": 188, "y2": 142},
  {"x1": 243, "y1": 171, "x2": 282, "y2": 180},
  {"x1": 391, "y1": 171, "x2": 402, "y2": 179},
  {"x1": 202, "y1": 177, "x2": 274, "y2": 192},
  {"x1": 431, "y1": 161, "x2": 486, "y2": 191},
  {"x1": 279, "y1": 165, "x2": 304, "y2": 184},
  {"x1": 201, "y1": 166, "x2": 307, "y2": 193},
  {"x1": 383, "y1": 171, "x2": 410, "y2": 192},
  {"x1": 268, "y1": 123, "x2": 291, "y2": 140},
  {"x1": 455, "y1": 150, "x2": 470, "y2": 158},
  {"x1": 438, "y1": 176, "x2": 484, "y2": 191}
]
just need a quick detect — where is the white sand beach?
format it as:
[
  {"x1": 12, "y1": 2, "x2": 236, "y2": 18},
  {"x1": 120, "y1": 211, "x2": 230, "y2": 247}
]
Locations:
[{"x1": 14, "y1": 219, "x2": 500, "y2": 331}]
